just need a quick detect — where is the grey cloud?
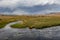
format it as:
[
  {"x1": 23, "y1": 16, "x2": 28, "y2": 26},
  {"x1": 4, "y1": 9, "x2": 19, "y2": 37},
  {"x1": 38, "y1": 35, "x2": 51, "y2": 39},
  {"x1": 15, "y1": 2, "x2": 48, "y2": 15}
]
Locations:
[{"x1": 0, "y1": 0, "x2": 60, "y2": 15}]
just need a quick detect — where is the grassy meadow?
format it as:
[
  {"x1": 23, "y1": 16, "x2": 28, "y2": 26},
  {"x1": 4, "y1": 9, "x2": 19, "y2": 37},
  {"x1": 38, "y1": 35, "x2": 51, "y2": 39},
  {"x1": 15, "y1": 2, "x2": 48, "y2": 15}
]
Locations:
[
  {"x1": 0, "y1": 14, "x2": 60, "y2": 29},
  {"x1": 11, "y1": 15, "x2": 60, "y2": 29}
]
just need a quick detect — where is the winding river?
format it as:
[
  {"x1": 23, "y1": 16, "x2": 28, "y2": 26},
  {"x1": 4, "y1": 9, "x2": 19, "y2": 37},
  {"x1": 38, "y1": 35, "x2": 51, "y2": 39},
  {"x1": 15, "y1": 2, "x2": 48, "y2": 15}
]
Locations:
[{"x1": 0, "y1": 21, "x2": 60, "y2": 40}]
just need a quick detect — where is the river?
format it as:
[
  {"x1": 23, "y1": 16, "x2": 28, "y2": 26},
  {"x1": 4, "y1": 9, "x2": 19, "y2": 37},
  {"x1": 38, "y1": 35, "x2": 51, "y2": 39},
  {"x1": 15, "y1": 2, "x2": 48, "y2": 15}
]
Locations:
[{"x1": 0, "y1": 21, "x2": 60, "y2": 40}]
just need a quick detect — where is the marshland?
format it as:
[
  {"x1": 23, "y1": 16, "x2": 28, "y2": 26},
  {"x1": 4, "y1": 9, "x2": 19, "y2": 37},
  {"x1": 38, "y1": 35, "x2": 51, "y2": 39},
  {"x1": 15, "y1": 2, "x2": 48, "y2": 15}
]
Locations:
[
  {"x1": 0, "y1": 14, "x2": 60, "y2": 29},
  {"x1": 0, "y1": 14, "x2": 60, "y2": 40}
]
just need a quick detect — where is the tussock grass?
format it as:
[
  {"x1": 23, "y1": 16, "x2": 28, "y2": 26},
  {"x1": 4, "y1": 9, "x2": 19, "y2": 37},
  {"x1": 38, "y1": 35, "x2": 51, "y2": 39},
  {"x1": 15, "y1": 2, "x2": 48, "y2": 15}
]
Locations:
[
  {"x1": 1, "y1": 15, "x2": 60, "y2": 29},
  {"x1": 11, "y1": 15, "x2": 60, "y2": 29}
]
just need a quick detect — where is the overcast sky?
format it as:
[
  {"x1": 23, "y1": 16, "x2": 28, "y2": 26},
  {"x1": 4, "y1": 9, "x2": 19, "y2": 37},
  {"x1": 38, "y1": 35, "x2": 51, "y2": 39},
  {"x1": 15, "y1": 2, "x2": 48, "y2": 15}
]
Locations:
[{"x1": 0, "y1": 0, "x2": 60, "y2": 15}]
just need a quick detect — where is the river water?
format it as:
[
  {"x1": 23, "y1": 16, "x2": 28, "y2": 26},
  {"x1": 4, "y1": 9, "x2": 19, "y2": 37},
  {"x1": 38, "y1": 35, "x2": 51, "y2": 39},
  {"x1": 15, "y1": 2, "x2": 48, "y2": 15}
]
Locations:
[{"x1": 0, "y1": 21, "x2": 60, "y2": 40}]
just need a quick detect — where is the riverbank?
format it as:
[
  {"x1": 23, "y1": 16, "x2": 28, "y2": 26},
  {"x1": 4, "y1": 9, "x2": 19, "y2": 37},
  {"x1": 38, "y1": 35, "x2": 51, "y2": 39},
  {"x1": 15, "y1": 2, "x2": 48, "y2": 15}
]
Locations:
[{"x1": 0, "y1": 15, "x2": 60, "y2": 40}]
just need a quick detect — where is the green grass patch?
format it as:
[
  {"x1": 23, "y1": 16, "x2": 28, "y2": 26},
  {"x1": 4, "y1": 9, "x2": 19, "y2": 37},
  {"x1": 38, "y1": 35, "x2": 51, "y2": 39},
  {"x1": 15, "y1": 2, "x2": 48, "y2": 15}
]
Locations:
[{"x1": 11, "y1": 23, "x2": 27, "y2": 28}]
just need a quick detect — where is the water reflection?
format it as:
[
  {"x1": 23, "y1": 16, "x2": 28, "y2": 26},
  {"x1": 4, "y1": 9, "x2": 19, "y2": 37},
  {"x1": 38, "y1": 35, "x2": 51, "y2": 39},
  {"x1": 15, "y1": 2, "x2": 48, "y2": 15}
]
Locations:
[{"x1": 0, "y1": 21, "x2": 60, "y2": 40}]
